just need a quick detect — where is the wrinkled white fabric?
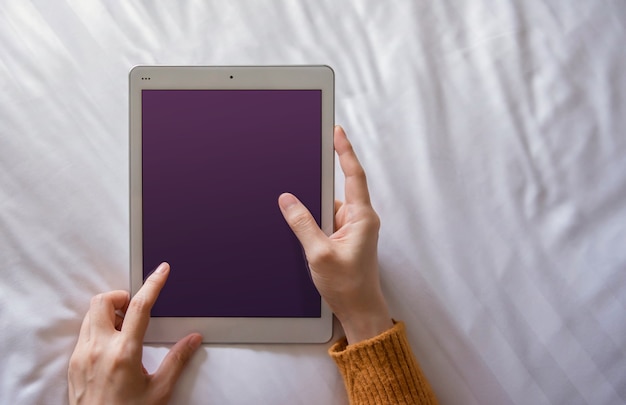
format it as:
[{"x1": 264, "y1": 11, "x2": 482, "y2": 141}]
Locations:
[{"x1": 1, "y1": 1, "x2": 625, "y2": 404}]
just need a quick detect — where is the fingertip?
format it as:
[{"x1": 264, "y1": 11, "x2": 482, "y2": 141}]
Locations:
[
  {"x1": 187, "y1": 333, "x2": 203, "y2": 350},
  {"x1": 278, "y1": 192, "x2": 300, "y2": 211},
  {"x1": 336, "y1": 124, "x2": 350, "y2": 139},
  {"x1": 144, "y1": 262, "x2": 170, "y2": 283},
  {"x1": 155, "y1": 262, "x2": 170, "y2": 274},
  {"x1": 334, "y1": 125, "x2": 352, "y2": 153}
]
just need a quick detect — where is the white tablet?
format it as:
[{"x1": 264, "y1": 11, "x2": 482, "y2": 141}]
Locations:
[{"x1": 129, "y1": 66, "x2": 334, "y2": 343}]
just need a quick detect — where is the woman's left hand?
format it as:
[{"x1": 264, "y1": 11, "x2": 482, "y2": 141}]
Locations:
[{"x1": 68, "y1": 262, "x2": 202, "y2": 405}]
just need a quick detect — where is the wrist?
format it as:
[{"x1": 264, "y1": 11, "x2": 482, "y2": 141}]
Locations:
[{"x1": 339, "y1": 305, "x2": 393, "y2": 345}]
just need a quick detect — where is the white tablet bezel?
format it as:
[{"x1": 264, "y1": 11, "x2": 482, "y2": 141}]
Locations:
[{"x1": 129, "y1": 66, "x2": 334, "y2": 343}]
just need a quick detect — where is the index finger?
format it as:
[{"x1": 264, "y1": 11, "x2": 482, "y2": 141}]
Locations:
[
  {"x1": 334, "y1": 126, "x2": 371, "y2": 205},
  {"x1": 122, "y1": 262, "x2": 170, "y2": 341}
]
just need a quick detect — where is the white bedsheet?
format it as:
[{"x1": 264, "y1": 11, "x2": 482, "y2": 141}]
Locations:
[{"x1": 1, "y1": 1, "x2": 625, "y2": 404}]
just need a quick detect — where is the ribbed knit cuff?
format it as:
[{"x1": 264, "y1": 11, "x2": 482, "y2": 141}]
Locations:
[{"x1": 329, "y1": 321, "x2": 438, "y2": 405}]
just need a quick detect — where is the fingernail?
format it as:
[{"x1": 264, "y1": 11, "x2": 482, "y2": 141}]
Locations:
[
  {"x1": 188, "y1": 334, "x2": 202, "y2": 349},
  {"x1": 279, "y1": 193, "x2": 299, "y2": 210},
  {"x1": 155, "y1": 262, "x2": 169, "y2": 274}
]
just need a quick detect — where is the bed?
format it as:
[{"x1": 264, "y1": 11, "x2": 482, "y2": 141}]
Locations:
[{"x1": 1, "y1": 1, "x2": 625, "y2": 404}]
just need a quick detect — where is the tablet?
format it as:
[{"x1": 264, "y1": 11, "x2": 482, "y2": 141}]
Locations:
[{"x1": 129, "y1": 66, "x2": 334, "y2": 343}]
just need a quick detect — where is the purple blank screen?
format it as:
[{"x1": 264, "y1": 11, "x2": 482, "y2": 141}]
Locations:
[{"x1": 142, "y1": 90, "x2": 322, "y2": 317}]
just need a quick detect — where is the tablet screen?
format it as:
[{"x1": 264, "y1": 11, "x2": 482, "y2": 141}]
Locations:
[{"x1": 142, "y1": 89, "x2": 322, "y2": 318}]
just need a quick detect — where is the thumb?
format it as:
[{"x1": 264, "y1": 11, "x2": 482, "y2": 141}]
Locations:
[
  {"x1": 153, "y1": 333, "x2": 202, "y2": 391},
  {"x1": 278, "y1": 193, "x2": 328, "y2": 252}
]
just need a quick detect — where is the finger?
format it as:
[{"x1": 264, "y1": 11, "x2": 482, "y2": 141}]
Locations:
[
  {"x1": 88, "y1": 290, "x2": 131, "y2": 335},
  {"x1": 334, "y1": 199, "x2": 343, "y2": 215},
  {"x1": 114, "y1": 294, "x2": 131, "y2": 331},
  {"x1": 152, "y1": 333, "x2": 202, "y2": 390},
  {"x1": 334, "y1": 126, "x2": 371, "y2": 205},
  {"x1": 122, "y1": 262, "x2": 169, "y2": 341},
  {"x1": 114, "y1": 309, "x2": 126, "y2": 331},
  {"x1": 278, "y1": 193, "x2": 329, "y2": 253}
]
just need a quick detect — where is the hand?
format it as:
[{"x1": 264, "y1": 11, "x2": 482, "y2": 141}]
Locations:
[
  {"x1": 68, "y1": 263, "x2": 202, "y2": 405},
  {"x1": 279, "y1": 126, "x2": 393, "y2": 344}
]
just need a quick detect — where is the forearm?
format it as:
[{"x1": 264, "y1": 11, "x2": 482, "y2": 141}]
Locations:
[{"x1": 329, "y1": 321, "x2": 438, "y2": 405}]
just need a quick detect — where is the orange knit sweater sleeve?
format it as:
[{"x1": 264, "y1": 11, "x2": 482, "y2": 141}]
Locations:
[{"x1": 329, "y1": 321, "x2": 438, "y2": 405}]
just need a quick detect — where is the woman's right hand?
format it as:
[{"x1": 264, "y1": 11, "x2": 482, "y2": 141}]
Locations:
[{"x1": 278, "y1": 126, "x2": 393, "y2": 344}]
